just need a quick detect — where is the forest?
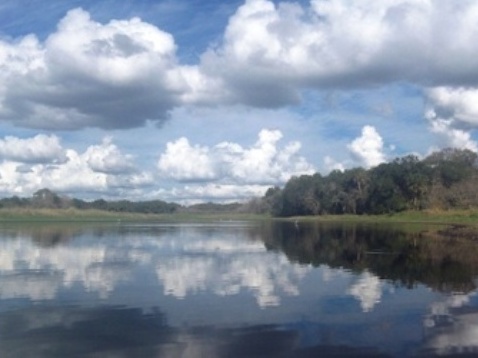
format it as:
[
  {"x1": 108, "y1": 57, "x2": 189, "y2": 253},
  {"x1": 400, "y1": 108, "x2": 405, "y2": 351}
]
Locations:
[
  {"x1": 259, "y1": 148, "x2": 478, "y2": 217},
  {"x1": 0, "y1": 148, "x2": 477, "y2": 217}
]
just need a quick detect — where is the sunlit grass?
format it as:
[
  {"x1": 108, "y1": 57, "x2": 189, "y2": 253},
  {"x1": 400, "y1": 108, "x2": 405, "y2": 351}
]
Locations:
[
  {"x1": 1, "y1": 207, "x2": 477, "y2": 226},
  {"x1": 0, "y1": 207, "x2": 270, "y2": 222},
  {"x1": 283, "y1": 209, "x2": 478, "y2": 226}
]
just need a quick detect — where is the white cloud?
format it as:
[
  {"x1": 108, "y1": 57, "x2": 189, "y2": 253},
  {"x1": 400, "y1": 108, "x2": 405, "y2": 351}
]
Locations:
[
  {"x1": 0, "y1": 129, "x2": 312, "y2": 201},
  {"x1": 0, "y1": 134, "x2": 66, "y2": 164},
  {"x1": 0, "y1": 1, "x2": 478, "y2": 132},
  {"x1": 324, "y1": 155, "x2": 345, "y2": 173},
  {"x1": 347, "y1": 125, "x2": 386, "y2": 168},
  {"x1": 158, "y1": 129, "x2": 315, "y2": 185},
  {"x1": 426, "y1": 87, "x2": 478, "y2": 127},
  {"x1": 427, "y1": 117, "x2": 478, "y2": 152},
  {"x1": 224, "y1": 129, "x2": 313, "y2": 183},
  {"x1": 84, "y1": 137, "x2": 135, "y2": 174},
  {"x1": 158, "y1": 137, "x2": 216, "y2": 181},
  {"x1": 23, "y1": 149, "x2": 109, "y2": 194},
  {"x1": 0, "y1": 135, "x2": 152, "y2": 198},
  {"x1": 201, "y1": 0, "x2": 478, "y2": 108},
  {"x1": 425, "y1": 87, "x2": 478, "y2": 152},
  {"x1": 1, "y1": 0, "x2": 478, "y2": 157},
  {"x1": 0, "y1": 8, "x2": 217, "y2": 130},
  {"x1": 158, "y1": 183, "x2": 271, "y2": 204}
]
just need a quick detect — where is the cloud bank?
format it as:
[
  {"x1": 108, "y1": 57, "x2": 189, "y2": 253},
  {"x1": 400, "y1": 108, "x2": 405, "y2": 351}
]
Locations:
[
  {"x1": 1, "y1": 1, "x2": 478, "y2": 130},
  {"x1": 0, "y1": 129, "x2": 313, "y2": 201},
  {"x1": 158, "y1": 129, "x2": 314, "y2": 184}
]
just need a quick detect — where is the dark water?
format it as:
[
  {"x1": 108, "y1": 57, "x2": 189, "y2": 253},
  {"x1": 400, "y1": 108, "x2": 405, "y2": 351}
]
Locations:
[{"x1": 1, "y1": 221, "x2": 478, "y2": 357}]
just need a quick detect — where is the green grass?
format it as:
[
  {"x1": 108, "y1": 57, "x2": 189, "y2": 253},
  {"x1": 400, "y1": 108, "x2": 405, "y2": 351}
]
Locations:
[
  {"x1": 0, "y1": 207, "x2": 270, "y2": 223},
  {"x1": 1, "y1": 207, "x2": 477, "y2": 226},
  {"x1": 281, "y1": 209, "x2": 478, "y2": 226}
]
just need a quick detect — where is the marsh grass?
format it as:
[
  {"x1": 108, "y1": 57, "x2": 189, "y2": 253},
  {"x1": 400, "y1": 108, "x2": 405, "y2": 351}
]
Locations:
[
  {"x1": 0, "y1": 207, "x2": 269, "y2": 222},
  {"x1": 284, "y1": 209, "x2": 478, "y2": 225},
  {"x1": 1, "y1": 207, "x2": 477, "y2": 226}
]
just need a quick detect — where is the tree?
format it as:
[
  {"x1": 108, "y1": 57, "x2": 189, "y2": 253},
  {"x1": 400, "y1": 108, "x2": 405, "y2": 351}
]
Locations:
[
  {"x1": 31, "y1": 188, "x2": 64, "y2": 208},
  {"x1": 280, "y1": 175, "x2": 320, "y2": 216},
  {"x1": 425, "y1": 148, "x2": 477, "y2": 188}
]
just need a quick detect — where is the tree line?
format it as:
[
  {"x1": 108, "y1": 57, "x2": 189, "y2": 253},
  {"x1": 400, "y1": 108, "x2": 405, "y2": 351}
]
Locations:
[
  {"x1": 1, "y1": 148, "x2": 477, "y2": 216},
  {"x1": 260, "y1": 148, "x2": 478, "y2": 216},
  {"x1": 0, "y1": 188, "x2": 180, "y2": 214}
]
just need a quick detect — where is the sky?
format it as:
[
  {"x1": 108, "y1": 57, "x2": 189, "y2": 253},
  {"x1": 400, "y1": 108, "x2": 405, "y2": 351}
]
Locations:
[{"x1": 0, "y1": 0, "x2": 477, "y2": 203}]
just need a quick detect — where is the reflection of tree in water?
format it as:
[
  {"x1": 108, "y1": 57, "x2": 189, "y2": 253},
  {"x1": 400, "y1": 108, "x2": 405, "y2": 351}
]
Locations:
[
  {"x1": 0, "y1": 223, "x2": 102, "y2": 247},
  {"x1": 260, "y1": 222, "x2": 478, "y2": 293},
  {"x1": 4, "y1": 222, "x2": 267, "y2": 248}
]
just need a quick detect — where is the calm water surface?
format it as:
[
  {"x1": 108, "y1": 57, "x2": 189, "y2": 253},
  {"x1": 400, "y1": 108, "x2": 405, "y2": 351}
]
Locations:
[{"x1": 1, "y1": 221, "x2": 478, "y2": 357}]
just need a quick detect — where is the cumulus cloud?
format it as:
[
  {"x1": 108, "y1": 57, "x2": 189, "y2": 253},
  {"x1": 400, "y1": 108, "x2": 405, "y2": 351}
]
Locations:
[
  {"x1": 0, "y1": 135, "x2": 152, "y2": 197},
  {"x1": 1, "y1": 0, "x2": 478, "y2": 130},
  {"x1": 158, "y1": 129, "x2": 314, "y2": 185},
  {"x1": 0, "y1": 134, "x2": 66, "y2": 163},
  {"x1": 0, "y1": 129, "x2": 311, "y2": 201},
  {"x1": 347, "y1": 125, "x2": 386, "y2": 168},
  {"x1": 427, "y1": 117, "x2": 478, "y2": 152},
  {"x1": 84, "y1": 137, "x2": 135, "y2": 174},
  {"x1": 158, "y1": 137, "x2": 216, "y2": 181},
  {"x1": 201, "y1": 0, "x2": 478, "y2": 107},
  {"x1": 426, "y1": 87, "x2": 478, "y2": 127},
  {"x1": 0, "y1": 8, "x2": 218, "y2": 130},
  {"x1": 425, "y1": 87, "x2": 478, "y2": 152}
]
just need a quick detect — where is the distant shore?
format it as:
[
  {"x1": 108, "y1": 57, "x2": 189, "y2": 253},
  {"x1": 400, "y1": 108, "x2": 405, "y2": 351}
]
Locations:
[{"x1": 0, "y1": 207, "x2": 477, "y2": 226}]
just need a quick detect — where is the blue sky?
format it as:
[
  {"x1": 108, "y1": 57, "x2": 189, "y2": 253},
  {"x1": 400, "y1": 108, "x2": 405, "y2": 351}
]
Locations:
[{"x1": 0, "y1": 0, "x2": 477, "y2": 203}]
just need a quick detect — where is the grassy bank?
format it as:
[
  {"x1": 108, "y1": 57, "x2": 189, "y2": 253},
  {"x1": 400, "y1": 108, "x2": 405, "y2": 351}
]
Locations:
[
  {"x1": 283, "y1": 209, "x2": 478, "y2": 226},
  {"x1": 0, "y1": 207, "x2": 269, "y2": 223},
  {"x1": 1, "y1": 207, "x2": 477, "y2": 226}
]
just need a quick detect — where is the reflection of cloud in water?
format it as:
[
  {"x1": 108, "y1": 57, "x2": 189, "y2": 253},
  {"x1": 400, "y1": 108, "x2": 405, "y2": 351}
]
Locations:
[
  {"x1": 156, "y1": 246, "x2": 310, "y2": 308},
  {"x1": 321, "y1": 265, "x2": 348, "y2": 283},
  {"x1": 422, "y1": 292, "x2": 478, "y2": 355},
  {"x1": 347, "y1": 271, "x2": 382, "y2": 312},
  {"x1": 0, "y1": 237, "x2": 143, "y2": 300},
  {"x1": 0, "y1": 227, "x2": 311, "y2": 308},
  {"x1": 0, "y1": 271, "x2": 63, "y2": 300}
]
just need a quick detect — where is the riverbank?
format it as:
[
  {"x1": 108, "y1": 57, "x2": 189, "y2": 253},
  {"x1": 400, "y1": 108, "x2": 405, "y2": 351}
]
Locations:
[
  {"x1": 282, "y1": 209, "x2": 478, "y2": 226},
  {"x1": 0, "y1": 207, "x2": 268, "y2": 222},
  {"x1": 0, "y1": 207, "x2": 477, "y2": 226}
]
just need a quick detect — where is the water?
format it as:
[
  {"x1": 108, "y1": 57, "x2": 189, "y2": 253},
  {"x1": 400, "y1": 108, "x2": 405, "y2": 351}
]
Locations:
[{"x1": 0, "y1": 221, "x2": 477, "y2": 357}]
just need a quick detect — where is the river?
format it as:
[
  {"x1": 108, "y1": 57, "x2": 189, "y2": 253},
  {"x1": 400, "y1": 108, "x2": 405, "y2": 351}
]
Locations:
[{"x1": 0, "y1": 220, "x2": 477, "y2": 357}]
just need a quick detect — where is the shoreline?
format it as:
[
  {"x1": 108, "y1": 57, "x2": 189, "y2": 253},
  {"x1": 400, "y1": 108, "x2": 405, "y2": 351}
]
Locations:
[{"x1": 0, "y1": 208, "x2": 477, "y2": 226}]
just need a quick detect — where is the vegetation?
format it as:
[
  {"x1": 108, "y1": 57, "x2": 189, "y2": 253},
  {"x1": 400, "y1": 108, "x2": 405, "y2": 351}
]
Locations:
[
  {"x1": 1, "y1": 147, "x2": 478, "y2": 222},
  {"x1": 0, "y1": 188, "x2": 266, "y2": 222},
  {"x1": 261, "y1": 148, "x2": 478, "y2": 217}
]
